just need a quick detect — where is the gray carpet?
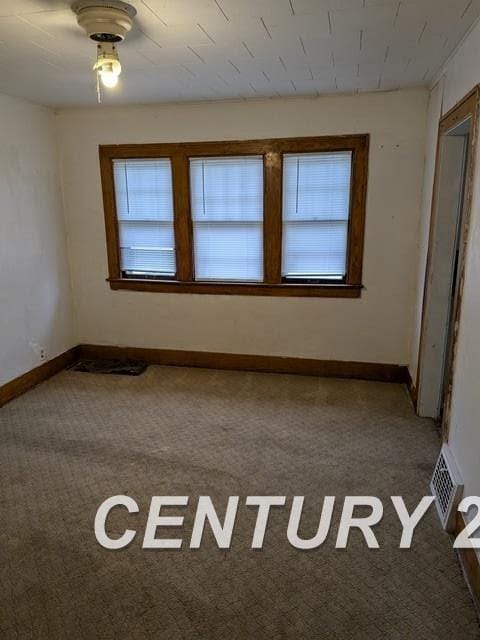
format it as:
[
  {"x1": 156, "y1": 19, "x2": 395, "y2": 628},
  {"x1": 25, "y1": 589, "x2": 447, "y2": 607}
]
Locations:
[{"x1": 0, "y1": 366, "x2": 478, "y2": 639}]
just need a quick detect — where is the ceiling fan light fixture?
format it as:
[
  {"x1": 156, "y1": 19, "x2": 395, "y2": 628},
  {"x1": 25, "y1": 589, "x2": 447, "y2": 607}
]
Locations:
[
  {"x1": 72, "y1": 0, "x2": 136, "y2": 99},
  {"x1": 72, "y1": 0, "x2": 136, "y2": 42},
  {"x1": 94, "y1": 43, "x2": 122, "y2": 88}
]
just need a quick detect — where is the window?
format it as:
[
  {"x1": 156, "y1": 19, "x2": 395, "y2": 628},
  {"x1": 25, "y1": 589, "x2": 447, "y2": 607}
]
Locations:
[
  {"x1": 190, "y1": 156, "x2": 264, "y2": 282},
  {"x1": 100, "y1": 135, "x2": 368, "y2": 297},
  {"x1": 113, "y1": 159, "x2": 176, "y2": 278},
  {"x1": 282, "y1": 152, "x2": 352, "y2": 282}
]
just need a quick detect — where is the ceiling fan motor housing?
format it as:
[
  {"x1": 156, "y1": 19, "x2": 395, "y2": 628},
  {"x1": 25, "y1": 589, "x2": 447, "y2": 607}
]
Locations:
[{"x1": 72, "y1": 1, "x2": 136, "y2": 43}]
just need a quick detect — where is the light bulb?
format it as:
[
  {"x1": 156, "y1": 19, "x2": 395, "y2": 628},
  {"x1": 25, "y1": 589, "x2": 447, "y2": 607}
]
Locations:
[
  {"x1": 93, "y1": 45, "x2": 122, "y2": 95},
  {"x1": 100, "y1": 71, "x2": 119, "y2": 88}
]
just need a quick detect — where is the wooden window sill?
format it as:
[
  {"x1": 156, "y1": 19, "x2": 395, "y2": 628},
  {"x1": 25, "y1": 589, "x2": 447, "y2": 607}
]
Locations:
[{"x1": 107, "y1": 278, "x2": 363, "y2": 298}]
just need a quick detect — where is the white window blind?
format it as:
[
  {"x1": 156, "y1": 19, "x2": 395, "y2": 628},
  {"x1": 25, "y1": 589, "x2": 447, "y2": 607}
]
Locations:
[
  {"x1": 113, "y1": 159, "x2": 176, "y2": 277},
  {"x1": 282, "y1": 151, "x2": 352, "y2": 280},
  {"x1": 190, "y1": 156, "x2": 264, "y2": 282}
]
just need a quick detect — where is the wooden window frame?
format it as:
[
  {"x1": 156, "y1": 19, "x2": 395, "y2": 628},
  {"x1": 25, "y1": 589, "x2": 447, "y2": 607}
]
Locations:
[{"x1": 99, "y1": 134, "x2": 369, "y2": 298}]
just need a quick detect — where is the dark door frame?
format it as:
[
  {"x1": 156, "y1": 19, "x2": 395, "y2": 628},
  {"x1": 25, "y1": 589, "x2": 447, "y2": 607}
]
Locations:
[{"x1": 416, "y1": 85, "x2": 480, "y2": 440}]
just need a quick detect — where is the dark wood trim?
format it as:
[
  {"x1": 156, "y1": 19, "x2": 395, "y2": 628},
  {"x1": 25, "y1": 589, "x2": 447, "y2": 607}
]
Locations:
[
  {"x1": 454, "y1": 511, "x2": 480, "y2": 609},
  {"x1": 108, "y1": 277, "x2": 362, "y2": 297},
  {"x1": 347, "y1": 138, "x2": 369, "y2": 285},
  {"x1": 99, "y1": 148, "x2": 121, "y2": 279},
  {"x1": 171, "y1": 154, "x2": 193, "y2": 281},
  {"x1": 415, "y1": 86, "x2": 479, "y2": 436},
  {"x1": 78, "y1": 343, "x2": 407, "y2": 383},
  {"x1": 441, "y1": 87, "x2": 480, "y2": 440},
  {"x1": 99, "y1": 134, "x2": 369, "y2": 159},
  {"x1": 0, "y1": 344, "x2": 408, "y2": 407},
  {"x1": 263, "y1": 150, "x2": 282, "y2": 283},
  {"x1": 0, "y1": 347, "x2": 80, "y2": 408},
  {"x1": 440, "y1": 87, "x2": 480, "y2": 134},
  {"x1": 406, "y1": 369, "x2": 418, "y2": 410},
  {"x1": 99, "y1": 134, "x2": 369, "y2": 297}
]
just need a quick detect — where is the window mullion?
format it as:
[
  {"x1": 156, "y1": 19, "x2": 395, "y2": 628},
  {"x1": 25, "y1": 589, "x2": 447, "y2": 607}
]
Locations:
[
  {"x1": 346, "y1": 146, "x2": 368, "y2": 285},
  {"x1": 171, "y1": 153, "x2": 194, "y2": 281},
  {"x1": 263, "y1": 150, "x2": 282, "y2": 283}
]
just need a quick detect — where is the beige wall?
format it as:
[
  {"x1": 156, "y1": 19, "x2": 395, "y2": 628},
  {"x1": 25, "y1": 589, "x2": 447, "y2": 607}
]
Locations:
[
  {"x1": 0, "y1": 94, "x2": 74, "y2": 386},
  {"x1": 409, "y1": 19, "x2": 480, "y2": 502},
  {"x1": 56, "y1": 89, "x2": 427, "y2": 364}
]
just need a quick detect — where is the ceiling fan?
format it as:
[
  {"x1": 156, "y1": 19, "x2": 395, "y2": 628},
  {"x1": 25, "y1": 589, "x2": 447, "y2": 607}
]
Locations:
[{"x1": 71, "y1": 0, "x2": 137, "y2": 100}]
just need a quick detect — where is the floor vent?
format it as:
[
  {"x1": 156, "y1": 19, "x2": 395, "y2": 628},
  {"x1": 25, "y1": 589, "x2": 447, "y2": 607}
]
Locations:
[
  {"x1": 430, "y1": 444, "x2": 463, "y2": 532},
  {"x1": 70, "y1": 359, "x2": 147, "y2": 376}
]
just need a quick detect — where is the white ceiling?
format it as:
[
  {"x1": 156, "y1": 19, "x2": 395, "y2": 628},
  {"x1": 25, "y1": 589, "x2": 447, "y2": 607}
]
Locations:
[{"x1": 0, "y1": 0, "x2": 478, "y2": 107}]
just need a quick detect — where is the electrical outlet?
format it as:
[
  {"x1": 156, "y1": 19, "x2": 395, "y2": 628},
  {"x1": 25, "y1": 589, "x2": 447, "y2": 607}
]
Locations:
[{"x1": 39, "y1": 348, "x2": 47, "y2": 362}]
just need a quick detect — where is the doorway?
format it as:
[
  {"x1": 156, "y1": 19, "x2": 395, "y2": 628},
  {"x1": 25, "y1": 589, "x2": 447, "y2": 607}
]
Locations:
[{"x1": 416, "y1": 88, "x2": 479, "y2": 438}]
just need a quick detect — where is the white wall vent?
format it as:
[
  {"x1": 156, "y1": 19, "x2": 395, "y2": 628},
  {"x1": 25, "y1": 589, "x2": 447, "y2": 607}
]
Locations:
[{"x1": 430, "y1": 444, "x2": 463, "y2": 532}]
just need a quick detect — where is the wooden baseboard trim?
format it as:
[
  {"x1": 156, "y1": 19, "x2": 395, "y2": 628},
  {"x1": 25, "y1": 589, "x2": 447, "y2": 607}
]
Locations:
[
  {"x1": 0, "y1": 347, "x2": 80, "y2": 408},
  {"x1": 78, "y1": 344, "x2": 408, "y2": 383},
  {"x1": 406, "y1": 369, "x2": 418, "y2": 410},
  {"x1": 455, "y1": 512, "x2": 480, "y2": 609},
  {"x1": 0, "y1": 345, "x2": 410, "y2": 408}
]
